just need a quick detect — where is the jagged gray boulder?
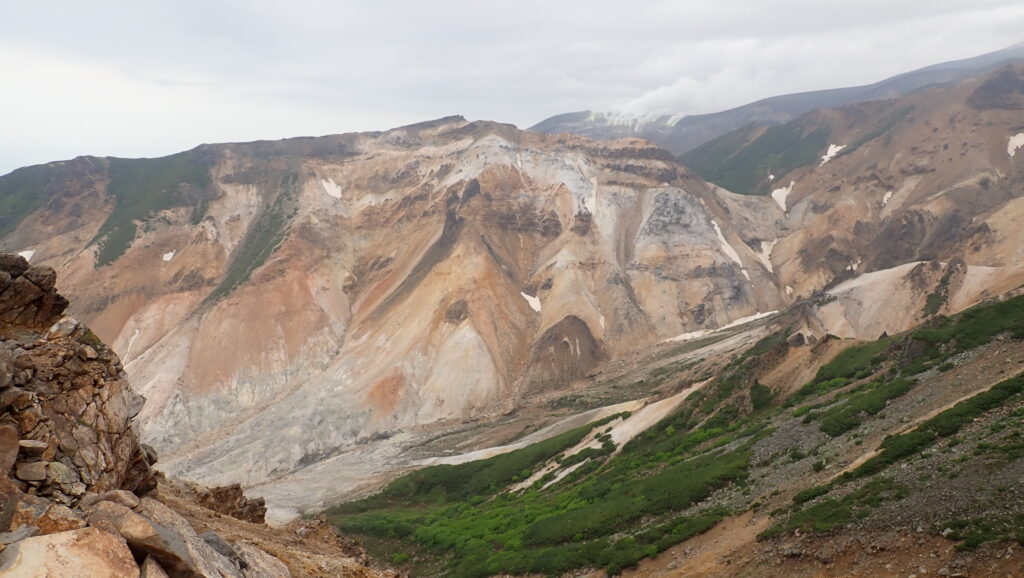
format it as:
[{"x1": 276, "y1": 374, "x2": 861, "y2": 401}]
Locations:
[{"x1": 89, "y1": 497, "x2": 244, "y2": 577}]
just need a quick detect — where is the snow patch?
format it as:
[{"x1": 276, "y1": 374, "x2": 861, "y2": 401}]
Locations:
[
  {"x1": 1008, "y1": 133, "x2": 1024, "y2": 158},
  {"x1": 710, "y1": 220, "x2": 743, "y2": 268},
  {"x1": 421, "y1": 398, "x2": 645, "y2": 467},
  {"x1": 768, "y1": 174, "x2": 776, "y2": 182},
  {"x1": 771, "y1": 182, "x2": 794, "y2": 212},
  {"x1": 162, "y1": 250, "x2": 176, "y2": 262},
  {"x1": 754, "y1": 240, "x2": 777, "y2": 273},
  {"x1": 882, "y1": 190, "x2": 894, "y2": 207},
  {"x1": 122, "y1": 328, "x2": 141, "y2": 360},
  {"x1": 785, "y1": 285, "x2": 794, "y2": 296},
  {"x1": 17, "y1": 250, "x2": 34, "y2": 262},
  {"x1": 819, "y1": 144, "x2": 846, "y2": 165},
  {"x1": 663, "y1": 310, "x2": 778, "y2": 343},
  {"x1": 320, "y1": 178, "x2": 343, "y2": 199},
  {"x1": 741, "y1": 269, "x2": 751, "y2": 281},
  {"x1": 521, "y1": 292, "x2": 541, "y2": 313}
]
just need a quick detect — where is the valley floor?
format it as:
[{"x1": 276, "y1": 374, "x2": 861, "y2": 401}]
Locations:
[{"x1": 327, "y1": 295, "x2": 1024, "y2": 577}]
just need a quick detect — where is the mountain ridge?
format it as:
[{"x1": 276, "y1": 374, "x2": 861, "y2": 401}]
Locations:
[{"x1": 531, "y1": 41, "x2": 1024, "y2": 156}]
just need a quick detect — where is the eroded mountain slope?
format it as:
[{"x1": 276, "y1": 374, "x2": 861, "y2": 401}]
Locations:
[
  {"x1": 0, "y1": 119, "x2": 785, "y2": 514},
  {"x1": 1, "y1": 64, "x2": 1022, "y2": 518}
]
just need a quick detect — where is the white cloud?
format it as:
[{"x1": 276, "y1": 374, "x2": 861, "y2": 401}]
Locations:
[{"x1": 1, "y1": 1, "x2": 1023, "y2": 174}]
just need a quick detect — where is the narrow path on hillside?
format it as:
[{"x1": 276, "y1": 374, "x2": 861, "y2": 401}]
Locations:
[{"x1": 833, "y1": 366, "x2": 1024, "y2": 479}]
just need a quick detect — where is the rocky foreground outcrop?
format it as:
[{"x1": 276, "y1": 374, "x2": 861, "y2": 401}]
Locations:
[{"x1": 0, "y1": 253, "x2": 389, "y2": 577}]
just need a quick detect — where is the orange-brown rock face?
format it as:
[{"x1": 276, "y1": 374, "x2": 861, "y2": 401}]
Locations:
[
  {"x1": 0, "y1": 119, "x2": 783, "y2": 513},
  {"x1": 738, "y1": 66, "x2": 1024, "y2": 337}
]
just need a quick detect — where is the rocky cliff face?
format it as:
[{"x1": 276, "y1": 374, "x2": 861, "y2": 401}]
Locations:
[
  {"x1": 0, "y1": 253, "x2": 155, "y2": 503},
  {"x1": 0, "y1": 253, "x2": 388, "y2": 577}
]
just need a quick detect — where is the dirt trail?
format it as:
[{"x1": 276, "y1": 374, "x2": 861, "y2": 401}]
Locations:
[
  {"x1": 616, "y1": 511, "x2": 772, "y2": 577},
  {"x1": 833, "y1": 344, "x2": 1024, "y2": 480}
]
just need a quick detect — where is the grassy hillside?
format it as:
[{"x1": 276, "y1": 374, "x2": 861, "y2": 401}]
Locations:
[
  {"x1": 91, "y1": 150, "x2": 215, "y2": 266},
  {"x1": 0, "y1": 165, "x2": 56, "y2": 239},
  {"x1": 329, "y1": 293, "x2": 1024, "y2": 576},
  {"x1": 680, "y1": 121, "x2": 829, "y2": 195}
]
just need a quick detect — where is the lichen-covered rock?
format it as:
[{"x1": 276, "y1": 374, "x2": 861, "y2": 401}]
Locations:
[
  {"x1": 0, "y1": 527, "x2": 140, "y2": 577},
  {"x1": 30, "y1": 503, "x2": 85, "y2": 535},
  {"x1": 0, "y1": 258, "x2": 157, "y2": 506}
]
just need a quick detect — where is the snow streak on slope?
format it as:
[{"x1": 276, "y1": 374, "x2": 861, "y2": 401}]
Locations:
[
  {"x1": 754, "y1": 240, "x2": 776, "y2": 273},
  {"x1": 771, "y1": 182, "x2": 794, "y2": 211},
  {"x1": 520, "y1": 292, "x2": 542, "y2": 313},
  {"x1": 711, "y1": 219, "x2": 748, "y2": 279},
  {"x1": 820, "y1": 144, "x2": 846, "y2": 165},
  {"x1": 1009, "y1": 133, "x2": 1024, "y2": 158},
  {"x1": 663, "y1": 310, "x2": 777, "y2": 343}
]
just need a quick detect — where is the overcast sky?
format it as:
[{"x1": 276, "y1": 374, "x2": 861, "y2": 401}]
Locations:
[{"x1": 2, "y1": 1, "x2": 1023, "y2": 175}]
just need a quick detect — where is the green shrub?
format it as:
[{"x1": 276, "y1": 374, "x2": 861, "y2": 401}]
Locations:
[
  {"x1": 793, "y1": 484, "x2": 831, "y2": 505},
  {"x1": 750, "y1": 383, "x2": 774, "y2": 410},
  {"x1": 812, "y1": 339, "x2": 891, "y2": 384},
  {"x1": 816, "y1": 378, "x2": 914, "y2": 437},
  {"x1": 390, "y1": 552, "x2": 410, "y2": 564}
]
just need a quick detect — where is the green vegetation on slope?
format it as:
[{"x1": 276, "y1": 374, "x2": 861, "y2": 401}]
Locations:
[
  {"x1": 807, "y1": 377, "x2": 916, "y2": 437},
  {"x1": 786, "y1": 337, "x2": 893, "y2": 406},
  {"x1": 332, "y1": 293, "x2": 1024, "y2": 575},
  {"x1": 849, "y1": 373, "x2": 1024, "y2": 480},
  {"x1": 204, "y1": 172, "x2": 297, "y2": 302},
  {"x1": 765, "y1": 372, "x2": 1024, "y2": 542},
  {"x1": 330, "y1": 389, "x2": 763, "y2": 576},
  {"x1": 91, "y1": 151, "x2": 214, "y2": 266},
  {"x1": 764, "y1": 477, "x2": 909, "y2": 538},
  {"x1": 0, "y1": 164, "x2": 57, "y2": 238},
  {"x1": 681, "y1": 121, "x2": 829, "y2": 195}
]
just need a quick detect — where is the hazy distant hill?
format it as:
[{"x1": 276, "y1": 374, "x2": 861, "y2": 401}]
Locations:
[{"x1": 531, "y1": 42, "x2": 1024, "y2": 156}]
